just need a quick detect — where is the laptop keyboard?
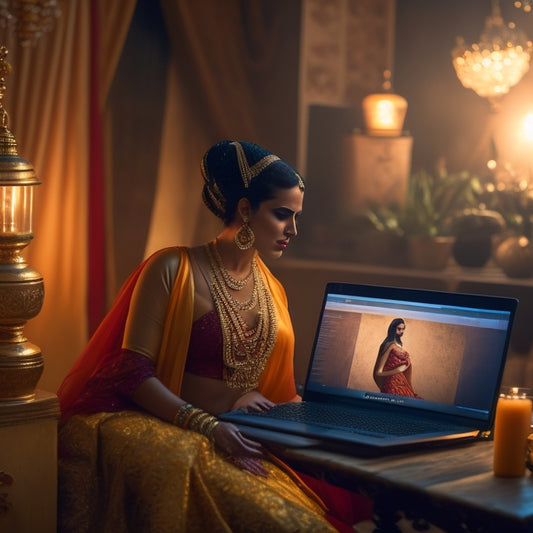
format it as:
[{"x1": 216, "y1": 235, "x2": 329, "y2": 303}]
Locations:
[{"x1": 250, "y1": 401, "x2": 466, "y2": 438}]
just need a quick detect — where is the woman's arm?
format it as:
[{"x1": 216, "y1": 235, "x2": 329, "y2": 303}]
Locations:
[
  {"x1": 132, "y1": 375, "x2": 186, "y2": 422},
  {"x1": 374, "y1": 345, "x2": 409, "y2": 377},
  {"x1": 132, "y1": 376, "x2": 267, "y2": 471},
  {"x1": 122, "y1": 248, "x2": 181, "y2": 359},
  {"x1": 404, "y1": 364, "x2": 413, "y2": 385}
]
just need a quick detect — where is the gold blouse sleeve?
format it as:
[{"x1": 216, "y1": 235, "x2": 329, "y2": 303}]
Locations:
[{"x1": 122, "y1": 247, "x2": 182, "y2": 359}]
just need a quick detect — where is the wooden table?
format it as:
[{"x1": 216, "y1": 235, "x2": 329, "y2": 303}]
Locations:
[{"x1": 279, "y1": 440, "x2": 533, "y2": 533}]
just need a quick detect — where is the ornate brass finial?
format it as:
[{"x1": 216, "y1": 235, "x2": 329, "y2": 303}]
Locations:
[
  {"x1": 0, "y1": 47, "x2": 17, "y2": 157},
  {"x1": 0, "y1": 46, "x2": 12, "y2": 105}
]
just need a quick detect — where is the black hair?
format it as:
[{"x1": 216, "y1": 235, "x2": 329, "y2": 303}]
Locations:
[{"x1": 201, "y1": 140, "x2": 304, "y2": 225}]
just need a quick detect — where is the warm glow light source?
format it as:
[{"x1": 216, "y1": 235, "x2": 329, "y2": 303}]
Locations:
[
  {"x1": 0, "y1": 46, "x2": 44, "y2": 401},
  {"x1": 487, "y1": 159, "x2": 497, "y2": 170},
  {"x1": 515, "y1": 1, "x2": 533, "y2": 13},
  {"x1": 362, "y1": 93, "x2": 408, "y2": 136},
  {"x1": 1, "y1": 185, "x2": 32, "y2": 234},
  {"x1": 523, "y1": 113, "x2": 533, "y2": 140},
  {"x1": 452, "y1": 1, "x2": 531, "y2": 107}
]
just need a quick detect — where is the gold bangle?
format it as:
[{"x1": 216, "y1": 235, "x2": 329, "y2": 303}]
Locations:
[
  {"x1": 189, "y1": 411, "x2": 210, "y2": 433},
  {"x1": 172, "y1": 403, "x2": 219, "y2": 442},
  {"x1": 183, "y1": 408, "x2": 203, "y2": 429},
  {"x1": 173, "y1": 403, "x2": 193, "y2": 427}
]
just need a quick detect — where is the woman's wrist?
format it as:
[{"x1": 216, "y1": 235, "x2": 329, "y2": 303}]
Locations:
[{"x1": 172, "y1": 403, "x2": 220, "y2": 442}]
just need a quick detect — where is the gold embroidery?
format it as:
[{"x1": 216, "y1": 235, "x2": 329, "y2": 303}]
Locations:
[{"x1": 58, "y1": 412, "x2": 334, "y2": 532}]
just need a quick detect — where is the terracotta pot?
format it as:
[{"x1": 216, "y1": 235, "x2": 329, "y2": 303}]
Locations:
[
  {"x1": 495, "y1": 236, "x2": 533, "y2": 278},
  {"x1": 407, "y1": 236, "x2": 453, "y2": 271}
]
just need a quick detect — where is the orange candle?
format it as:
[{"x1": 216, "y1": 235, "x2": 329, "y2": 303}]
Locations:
[{"x1": 493, "y1": 387, "x2": 532, "y2": 477}]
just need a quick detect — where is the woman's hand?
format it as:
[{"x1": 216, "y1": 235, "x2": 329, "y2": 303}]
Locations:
[
  {"x1": 230, "y1": 390, "x2": 275, "y2": 413},
  {"x1": 213, "y1": 421, "x2": 268, "y2": 476}
]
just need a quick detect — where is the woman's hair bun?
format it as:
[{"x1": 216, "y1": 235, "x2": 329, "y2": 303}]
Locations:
[{"x1": 201, "y1": 140, "x2": 303, "y2": 223}]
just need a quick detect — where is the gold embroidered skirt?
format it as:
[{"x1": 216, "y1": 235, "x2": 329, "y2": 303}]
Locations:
[{"x1": 58, "y1": 411, "x2": 335, "y2": 532}]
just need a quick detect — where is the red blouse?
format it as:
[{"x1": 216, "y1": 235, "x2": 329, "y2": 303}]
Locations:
[
  {"x1": 184, "y1": 310, "x2": 224, "y2": 379},
  {"x1": 62, "y1": 311, "x2": 225, "y2": 419}
]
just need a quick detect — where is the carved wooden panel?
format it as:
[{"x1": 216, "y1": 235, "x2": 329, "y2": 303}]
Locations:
[{"x1": 301, "y1": 0, "x2": 395, "y2": 106}]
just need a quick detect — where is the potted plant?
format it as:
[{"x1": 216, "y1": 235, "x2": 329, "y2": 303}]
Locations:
[
  {"x1": 489, "y1": 180, "x2": 533, "y2": 278},
  {"x1": 367, "y1": 169, "x2": 481, "y2": 270},
  {"x1": 470, "y1": 162, "x2": 533, "y2": 277}
]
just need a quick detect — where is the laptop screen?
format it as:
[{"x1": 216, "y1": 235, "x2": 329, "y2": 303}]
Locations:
[{"x1": 304, "y1": 283, "x2": 517, "y2": 425}]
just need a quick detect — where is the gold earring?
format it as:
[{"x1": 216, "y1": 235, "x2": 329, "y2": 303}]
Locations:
[{"x1": 234, "y1": 220, "x2": 255, "y2": 250}]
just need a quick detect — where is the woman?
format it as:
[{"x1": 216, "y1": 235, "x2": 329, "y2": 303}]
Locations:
[
  {"x1": 57, "y1": 141, "x2": 370, "y2": 532},
  {"x1": 373, "y1": 318, "x2": 422, "y2": 399}
]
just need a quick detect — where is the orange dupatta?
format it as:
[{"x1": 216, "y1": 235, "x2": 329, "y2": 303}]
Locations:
[
  {"x1": 156, "y1": 251, "x2": 297, "y2": 404},
  {"x1": 58, "y1": 247, "x2": 297, "y2": 417},
  {"x1": 57, "y1": 247, "x2": 182, "y2": 417}
]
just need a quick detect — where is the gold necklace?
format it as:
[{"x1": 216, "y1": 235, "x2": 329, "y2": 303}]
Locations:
[
  {"x1": 205, "y1": 242, "x2": 277, "y2": 391},
  {"x1": 206, "y1": 241, "x2": 258, "y2": 311},
  {"x1": 211, "y1": 239, "x2": 254, "y2": 291}
]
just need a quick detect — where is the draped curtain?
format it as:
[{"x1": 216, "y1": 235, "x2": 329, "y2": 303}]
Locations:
[
  {"x1": 142, "y1": 0, "x2": 292, "y2": 262},
  {"x1": 5, "y1": 0, "x2": 300, "y2": 392},
  {"x1": 6, "y1": 0, "x2": 136, "y2": 391},
  {"x1": 115, "y1": 0, "x2": 300, "y2": 288}
]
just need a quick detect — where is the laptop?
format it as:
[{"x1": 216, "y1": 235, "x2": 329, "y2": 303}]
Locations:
[{"x1": 220, "y1": 282, "x2": 518, "y2": 456}]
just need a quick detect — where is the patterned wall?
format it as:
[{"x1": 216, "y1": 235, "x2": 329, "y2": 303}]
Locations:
[
  {"x1": 300, "y1": 0, "x2": 395, "y2": 106},
  {"x1": 298, "y1": 0, "x2": 395, "y2": 171}
]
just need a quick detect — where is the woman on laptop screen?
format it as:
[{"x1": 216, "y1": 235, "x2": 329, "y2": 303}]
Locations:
[
  {"x1": 373, "y1": 318, "x2": 423, "y2": 399},
  {"x1": 57, "y1": 140, "x2": 371, "y2": 532}
]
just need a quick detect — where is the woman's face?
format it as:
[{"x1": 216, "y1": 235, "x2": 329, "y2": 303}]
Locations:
[
  {"x1": 396, "y1": 323, "x2": 405, "y2": 338},
  {"x1": 249, "y1": 185, "x2": 304, "y2": 260}
]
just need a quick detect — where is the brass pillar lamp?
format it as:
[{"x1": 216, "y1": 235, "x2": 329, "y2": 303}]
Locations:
[{"x1": 0, "y1": 46, "x2": 43, "y2": 401}]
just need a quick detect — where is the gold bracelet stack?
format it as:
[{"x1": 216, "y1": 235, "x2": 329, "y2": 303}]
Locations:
[{"x1": 173, "y1": 403, "x2": 220, "y2": 442}]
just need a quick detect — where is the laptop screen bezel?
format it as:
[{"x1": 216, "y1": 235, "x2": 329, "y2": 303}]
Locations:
[{"x1": 302, "y1": 282, "x2": 518, "y2": 430}]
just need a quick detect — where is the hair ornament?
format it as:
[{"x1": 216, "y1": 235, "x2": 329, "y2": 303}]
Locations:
[{"x1": 230, "y1": 141, "x2": 280, "y2": 188}]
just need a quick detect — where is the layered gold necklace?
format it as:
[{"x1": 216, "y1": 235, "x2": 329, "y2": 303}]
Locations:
[{"x1": 205, "y1": 240, "x2": 277, "y2": 391}]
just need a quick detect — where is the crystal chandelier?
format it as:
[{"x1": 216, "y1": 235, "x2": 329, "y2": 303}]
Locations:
[
  {"x1": 0, "y1": 0, "x2": 61, "y2": 46},
  {"x1": 452, "y1": 0, "x2": 532, "y2": 108}
]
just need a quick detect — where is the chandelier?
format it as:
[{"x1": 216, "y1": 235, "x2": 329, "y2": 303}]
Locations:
[
  {"x1": 0, "y1": 0, "x2": 61, "y2": 46},
  {"x1": 452, "y1": 0, "x2": 532, "y2": 108},
  {"x1": 514, "y1": 1, "x2": 533, "y2": 13}
]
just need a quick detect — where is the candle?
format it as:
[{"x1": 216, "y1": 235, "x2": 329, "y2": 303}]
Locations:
[{"x1": 493, "y1": 387, "x2": 532, "y2": 477}]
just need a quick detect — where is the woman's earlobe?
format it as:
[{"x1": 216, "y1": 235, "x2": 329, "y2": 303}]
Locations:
[{"x1": 236, "y1": 198, "x2": 252, "y2": 221}]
